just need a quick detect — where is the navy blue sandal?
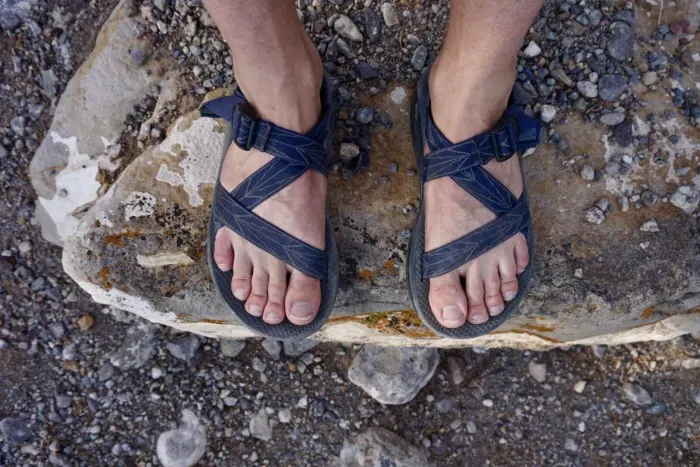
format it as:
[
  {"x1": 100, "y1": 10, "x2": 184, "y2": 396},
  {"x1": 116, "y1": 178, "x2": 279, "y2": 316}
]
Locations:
[
  {"x1": 408, "y1": 70, "x2": 542, "y2": 339},
  {"x1": 200, "y1": 78, "x2": 338, "y2": 340}
]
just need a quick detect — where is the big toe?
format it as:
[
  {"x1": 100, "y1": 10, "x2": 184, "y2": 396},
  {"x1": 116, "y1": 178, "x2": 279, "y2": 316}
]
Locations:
[
  {"x1": 285, "y1": 270, "x2": 321, "y2": 326},
  {"x1": 428, "y1": 272, "x2": 468, "y2": 328}
]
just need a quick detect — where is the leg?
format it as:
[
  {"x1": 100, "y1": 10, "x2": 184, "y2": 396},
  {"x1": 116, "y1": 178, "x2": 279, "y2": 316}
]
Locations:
[
  {"x1": 425, "y1": 0, "x2": 544, "y2": 328},
  {"x1": 205, "y1": 0, "x2": 325, "y2": 325}
]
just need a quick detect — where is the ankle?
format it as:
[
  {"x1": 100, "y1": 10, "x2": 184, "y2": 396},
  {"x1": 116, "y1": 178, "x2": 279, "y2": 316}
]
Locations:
[
  {"x1": 428, "y1": 55, "x2": 515, "y2": 141},
  {"x1": 234, "y1": 48, "x2": 323, "y2": 134}
]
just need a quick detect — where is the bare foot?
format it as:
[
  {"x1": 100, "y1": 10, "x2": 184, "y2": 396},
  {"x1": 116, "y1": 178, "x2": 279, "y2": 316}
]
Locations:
[
  {"x1": 212, "y1": 62, "x2": 327, "y2": 327},
  {"x1": 424, "y1": 62, "x2": 530, "y2": 329}
]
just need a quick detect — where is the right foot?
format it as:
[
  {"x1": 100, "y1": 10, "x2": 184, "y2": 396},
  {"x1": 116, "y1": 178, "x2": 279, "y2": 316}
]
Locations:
[{"x1": 212, "y1": 61, "x2": 327, "y2": 326}]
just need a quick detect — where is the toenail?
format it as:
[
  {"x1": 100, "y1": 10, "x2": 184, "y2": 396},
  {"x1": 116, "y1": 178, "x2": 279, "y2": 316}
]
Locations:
[
  {"x1": 488, "y1": 305, "x2": 503, "y2": 316},
  {"x1": 233, "y1": 289, "x2": 246, "y2": 300},
  {"x1": 290, "y1": 302, "x2": 314, "y2": 319},
  {"x1": 504, "y1": 290, "x2": 516, "y2": 301},
  {"x1": 442, "y1": 305, "x2": 465, "y2": 324},
  {"x1": 265, "y1": 312, "x2": 281, "y2": 323},
  {"x1": 471, "y1": 313, "x2": 488, "y2": 324},
  {"x1": 517, "y1": 268, "x2": 525, "y2": 274},
  {"x1": 217, "y1": 263, "x2": 229, "y2": 271},
  {"x1": 249, "y1": 305, "x2": 262, "y2": 317}
]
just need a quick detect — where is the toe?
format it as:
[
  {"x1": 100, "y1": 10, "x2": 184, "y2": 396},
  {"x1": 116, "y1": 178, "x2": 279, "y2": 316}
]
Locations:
[
  {"x1": 213, "y1": 228, "x2": 233, "y2": 272},
  {"x1": 285, "y1": 269, "x2": 321, "y2": 326},
  {"x1": 231, "y1": 251, "x2": 252, "y2": 301},
  {"x1": 246, "y1": 267, "x2": 269, "y2": 318},
  {"x1": 263, "y1": 262, "x2": 287, "y2": 325},
  {"x1": 483, "y1": 265, "x2": 504, "y2": 317},
  {"x1": 465, "y1": 269, "x2": 489, "y2": 324},
  {"x1": 514, "y1": 234, "x2": 529, "y2": 274},
  {"x1": 499, "y1": 252, "x2": 519, "y2": 302},
  {"x1": 428, "y1": 272, "x2": 468, "y2": 328}
]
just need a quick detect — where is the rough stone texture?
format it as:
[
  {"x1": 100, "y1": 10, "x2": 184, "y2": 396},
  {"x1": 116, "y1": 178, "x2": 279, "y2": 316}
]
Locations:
[
  {"x1": 339, "y1": 427, "x2": 427, "y2": 467},
  {"x1": 28, "y1": 0, "x2": 177, "y2": 245},
  {"x1": 60, "y1": 83, "x2": 700, "y2": 349},
  {"x1": 348, "y1": 346, "x2": 439, "y2": 404}
]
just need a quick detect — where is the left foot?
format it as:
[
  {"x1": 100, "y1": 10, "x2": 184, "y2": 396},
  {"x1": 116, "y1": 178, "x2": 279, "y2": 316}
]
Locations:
[{"x1": 423, "y1": 60, "x2": 530, "y2": 329}]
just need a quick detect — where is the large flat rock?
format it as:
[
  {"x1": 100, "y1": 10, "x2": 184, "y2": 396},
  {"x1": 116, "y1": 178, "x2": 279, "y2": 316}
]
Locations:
[
  {"x1": 61, "y1": 84, "x2": 700, "y2": 349},
  {"x1": 28, "y1": 0, "x2": 174, "y2": 245}
]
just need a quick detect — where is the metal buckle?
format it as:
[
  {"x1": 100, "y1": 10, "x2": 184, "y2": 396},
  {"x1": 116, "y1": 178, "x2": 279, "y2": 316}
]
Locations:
[{"x1": 234, "y1": 102, "x2": 258, "y2": 151}]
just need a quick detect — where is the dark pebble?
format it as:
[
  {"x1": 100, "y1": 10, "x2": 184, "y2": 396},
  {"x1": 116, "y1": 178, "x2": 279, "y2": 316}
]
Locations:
[
  {"x1": 363, "y1": 9, "x2": 381, "y2": 43},
  {"x1": 598, "y1": 75, "x2": 627, "y2": 102},
  {"x1": 607, "y1": 22, "x2": 633, "y2": 61},
  {"x1": 356, "y1": 107, "x2": 374, "y2": 124},
  {"x1": 356, "y1": 61, "x2": 379, "y2": 80},
  {"x1": 614, "y1": 120, "x2": 633, "y2": 147},
  {"x1": 130, "y1": 48, "x2": 147, "y2": 66}
]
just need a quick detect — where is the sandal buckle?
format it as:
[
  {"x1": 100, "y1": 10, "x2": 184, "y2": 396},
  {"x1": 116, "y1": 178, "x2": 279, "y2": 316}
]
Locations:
[
  {"x1": 234, "y1": 102, "x2": 258, "y2": 151},
  {"x1": 492, "y1": 116, "x2": 520, "y2": 162}
]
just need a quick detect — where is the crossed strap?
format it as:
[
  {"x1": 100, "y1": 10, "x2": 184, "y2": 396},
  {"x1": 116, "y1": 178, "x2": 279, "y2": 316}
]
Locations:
[
  {"x1": 421, "y1": 98, "x2": 541, "y2": 279},
  {"x1": 201, "y1": 85, "x2": 332, "y2": 280}
]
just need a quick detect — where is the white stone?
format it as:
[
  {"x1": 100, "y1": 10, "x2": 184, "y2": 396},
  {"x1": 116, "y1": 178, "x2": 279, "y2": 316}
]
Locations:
[
  {"x1": 523, "y1": 41, "x2": 542, "y2": 58},
  {"x1": 622, "y1": 382, "x2": 652, "y2": 406},
  {"x1": 249, "y1": 409, "x2": 272, "y2": 441},
  {"x1": 278, "y1": 408, "x2": 292, "y2": 424},
  {"x1": 574, "y1": 380, "x2": 587, "y2": 393},
  {"x1": 390, "y1": 86, "x2": 407, "y2": 104},
  {"x1": 348, "y1": 346, "x2": 439, "y2": 405},
  {"x1": 156, "y1": 410, "x2": 207, "y2": 467},
  {"x1": 334, "y1": 14, "x2": 363, "y2": 42},
  {"x1": 380, "y1": 3, "x2": 400, "y2": 27},
  {"x1": 136, "y1": 252, "x2": 195, "y2": 268},
  {"x1": 576, "y1": 81, "x2": 598, "y2": 98},
  {"x1": 339, "y1": 427, "x2": 427, "y2": 467},
  {"x1": 639, "y1": 220, "x2": 660, "y2": 233},
  {"x1": 528, "y1": 360, "x2": 547, "y2": 383},
  {"x1": 540, "y1": 105, "x2": 557, "y2": 123}
]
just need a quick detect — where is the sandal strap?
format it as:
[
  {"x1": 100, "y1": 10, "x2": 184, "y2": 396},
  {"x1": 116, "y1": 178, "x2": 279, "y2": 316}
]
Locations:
[
  {"x1": 201, "y1": 79, "x2": 334, "y2": 280},
  {"x1": 213, "y1": 184, "x2": 326, "y2": 279},
  {"x1": 422, "y1": 197, "x2": 531, "y2": 278},
  {"x1": 420, "y1": 93, "x2": 541, "y2": 279}
]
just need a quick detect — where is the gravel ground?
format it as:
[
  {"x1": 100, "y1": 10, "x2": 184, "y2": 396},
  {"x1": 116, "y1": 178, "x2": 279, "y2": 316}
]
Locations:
[{"x1": 1, "y1": 0, "x2": 700, "y2": 465}]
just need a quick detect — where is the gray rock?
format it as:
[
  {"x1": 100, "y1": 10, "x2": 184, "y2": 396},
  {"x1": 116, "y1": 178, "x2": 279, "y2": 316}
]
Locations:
[
  {"x1": 156, "y1": 410, "x2": 207, "y2": 467},
  {"x1": 283, "y1": 338, "x2": 319, "y2": 357},
  {"x1": 588, "y1": 9, "x2": 602, "y2": 26},
  {"x1": 339, "y1": 427, "x2": 427, "y2": 467},
  {"x1": 380, "y1": 3, "x2": 399, "y2": 27},
  {"x1": 166, "y1": 334, "x2": 201, "y2": 364},
  {"x1": 576, "y1": 81, "x2": 598, "y2": 98},
  {"x1": 523, "y1": 41, "x2": 542, "y2": 58},
  {"x1": 110, "y1": 323, "x2": 157, "y2": 370},
  {"x1": 98, "y1": 361, "x2": 115, "y2": 381},
  {"x1": 0, "y1": 417, "x2": 31, "y2": 445},
  {"x1": 598, "y1": 75, "x2": 627, "y2": 102},
  {"x1": 642, "y1": 71, "x2": 658, "y2": 86},
  {"x1": 622, "y1": 382, "x2": 652, "y2": 406},
  {"x1": 607, "y1": 22, "x2": 633, "y2": 61},
  {"x1": 348, "y1": 346, "x2": 439, "y2": 405},
  {"x1": 411, "y1": 45, "x2": 428, "y2": 70},
  {"x1": 540, "y1": 105, "x2": 557, "y2": 123},
  {"x1": 340, "y1": 142, "x2": 361, "y2": 164},
  {"x1": 48, "y1": 322, "x2": 65, "y2": 340},
  {"x1": 220, "y1": 339, "x2": 245, "y2": 357},
  {"x1": 278, "y1": 408, "x2": 292, "y2": 423},
  {"x1": 446, "y1": 356, "x2": 465, "y2": 385},
  {"x1": 693, "y1": 390, "x2": 700, "y2": 406},
  {"x1": 436, "y1": 397, "x2": 454, "y2": 413},
  {"x1": 130, "y1": 48, "x2": 146, "y2": 66},
  {"x1": 0, "y1": 0, "x2": 35, "y2": 30},
  {"x1": 357, "y1": 107, "x2": 374, "y2": 124},
  {"x1": 363, "y1": 9, "x2": 381, "y2": 43},
  {"x1": 261, "y1": 339, "x2": 282, "y2": 360},
  {"x1": 334, "y1": 14, "x2": 363, "y2": 42},
  {"x1": 565, "y1": 438, "x2": 579, "y2": 452},
  {"x1": 356, "y1": 61, "x2": 379, "y2": 80},
  {"x1": 10, "y1": 116, "x2": 25, "y2": 136},
  {"x1": 249, "y1": 409, "x2": 272, "y2": 441},
  {"x1": 670, "y1": 187, "x2": 699, "y2": 214},
  {"x1": 585, "y1": 206, "x2": 605, "y2": 225},
  {"x1": 528, "y1": 360, "x2": 547, "y2": 383},
  {"x1": 55, "y1": 395, "x2": 72, "y2": 409},
  {"x1": 580, "y1": 164, "x2": 595, "y2": 181},
  {"x1": 62, "y1": 343, "x2": 77, "y2": 360},
  {"x1": 600, "y1": 113, "x2": 625, "y2": 126}
]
